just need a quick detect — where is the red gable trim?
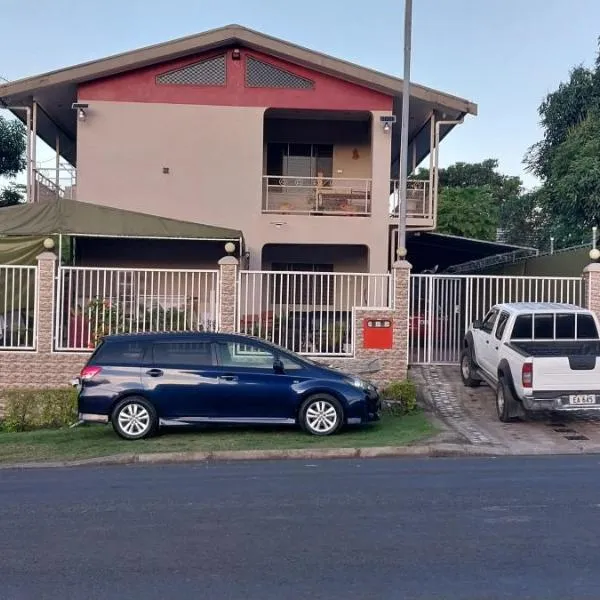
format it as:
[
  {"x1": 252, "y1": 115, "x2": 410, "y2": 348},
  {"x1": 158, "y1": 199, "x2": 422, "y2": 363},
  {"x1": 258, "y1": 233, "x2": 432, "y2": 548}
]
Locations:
[{"x1": 79, "y1": 48, "x2": 392, "y2": 111}]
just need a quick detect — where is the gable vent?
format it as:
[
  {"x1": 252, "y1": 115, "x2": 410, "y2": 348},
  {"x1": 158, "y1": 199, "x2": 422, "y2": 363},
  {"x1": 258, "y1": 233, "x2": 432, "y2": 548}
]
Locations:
[
  {"x1": 156, "y1": 55, "x2": 226, "y2": 86},
  {"x1": 246, "y1": 57, "x2": 314, "y2": 89}
]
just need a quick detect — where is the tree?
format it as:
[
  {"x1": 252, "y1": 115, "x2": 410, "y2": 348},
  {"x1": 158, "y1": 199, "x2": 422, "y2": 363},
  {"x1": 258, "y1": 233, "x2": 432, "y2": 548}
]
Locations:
[
  {"x1": 0, "y1": 115, "x2": 26, "y2": 178},
  {"x1": 499, "y1": 189, "x2": 547, "y2": 249},
  {"x1": 436, "y1": 187, "x2": 498, "y2": 241},
  {"x1": 0, "y1": 182, "x2": 26, "y2": 207}
]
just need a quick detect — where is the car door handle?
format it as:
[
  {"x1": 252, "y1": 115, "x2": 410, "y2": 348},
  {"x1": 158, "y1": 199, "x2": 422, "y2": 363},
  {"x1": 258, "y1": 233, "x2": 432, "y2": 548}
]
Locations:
[
  {"x1": 146, "y1": 369, "x2": 164, "y2": 378},
  {"x1": 219, "y1": 375, "x2": 238, "y2": 382}
]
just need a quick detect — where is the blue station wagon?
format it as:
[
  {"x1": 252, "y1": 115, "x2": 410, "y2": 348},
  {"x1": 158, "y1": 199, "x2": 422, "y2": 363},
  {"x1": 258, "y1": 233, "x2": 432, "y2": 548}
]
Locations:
[{"x1": 75, "y1": 332, "x2": 381, "y2": 439}]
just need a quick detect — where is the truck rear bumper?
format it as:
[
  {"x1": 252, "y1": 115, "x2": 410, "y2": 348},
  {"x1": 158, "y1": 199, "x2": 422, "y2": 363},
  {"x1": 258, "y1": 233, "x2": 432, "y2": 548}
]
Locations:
[{"x1": 523, "y1": 393, "x2": 600, "y2": 412}]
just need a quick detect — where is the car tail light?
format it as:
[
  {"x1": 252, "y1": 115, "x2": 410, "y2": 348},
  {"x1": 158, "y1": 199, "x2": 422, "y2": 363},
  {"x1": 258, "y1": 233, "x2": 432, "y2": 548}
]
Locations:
[
  {"x1": 80, "y1": 366, "x2": 102, "y2": 381},
  {"x1": 522, "y1": 363, "x2": 533, "y2": 388}
]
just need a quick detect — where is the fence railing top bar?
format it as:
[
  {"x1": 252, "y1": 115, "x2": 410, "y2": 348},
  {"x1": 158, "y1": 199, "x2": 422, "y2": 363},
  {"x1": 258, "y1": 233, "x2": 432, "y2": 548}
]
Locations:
[
  {"x1": 241, "y1": 270, "x2": 391, "y2": 277},
  {"x1": 411, "y1": 274, "x2": 583, "y2": 282},
  {"x1": 0, "y1": 264, "x2": 37, "y2": 270},
  {"x1": 264, "y1": 176, "x2": 372, "y2": 183},
  {"x1": 59, "y1": 266, "x2": 220, "y2": 274}
]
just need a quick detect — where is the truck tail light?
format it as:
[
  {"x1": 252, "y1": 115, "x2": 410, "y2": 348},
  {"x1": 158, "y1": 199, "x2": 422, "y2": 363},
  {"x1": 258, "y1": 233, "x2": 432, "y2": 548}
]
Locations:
[
  {"x1": 522, "y1": 363, "x2": 533, "y2": 388},
  {"x1": 80, "y1": 366, "x2": 102, "y2": 381}
]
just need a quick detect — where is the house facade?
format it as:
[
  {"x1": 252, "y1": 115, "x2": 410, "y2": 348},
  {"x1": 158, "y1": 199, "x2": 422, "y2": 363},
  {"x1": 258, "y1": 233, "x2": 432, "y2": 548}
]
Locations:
[{"x1": 0, "y1": 25, "x2": 477, "y2": 275}]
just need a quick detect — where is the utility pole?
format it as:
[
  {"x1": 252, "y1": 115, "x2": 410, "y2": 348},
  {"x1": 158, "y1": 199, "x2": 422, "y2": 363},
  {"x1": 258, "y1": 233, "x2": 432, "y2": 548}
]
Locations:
[{"x1": 397, "y1": 0, "x2": 413, "y2": 259}]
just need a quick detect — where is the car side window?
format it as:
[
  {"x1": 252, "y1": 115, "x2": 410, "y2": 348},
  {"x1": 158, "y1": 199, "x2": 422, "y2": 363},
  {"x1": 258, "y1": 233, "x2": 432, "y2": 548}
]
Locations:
[
  {"x1": 481, "y1": 309, "x2": 499, "y2": 334},
  {"x1": 153, "y1": 341, "x2": 215, "y2": 367},
  {"x1": 494, "y1": 312, "x2": 510, "y2": 341},
  {"x1": 511, "y1": 314, "x2": 532, "y2": 339},
  {"x1": 577, "y1": 314, "x2": 599, "y2": 339},
  {"x1": 215, "y1": 341, "x2": 303, "y2": 370},
  {"x1": 91, "y1": 341, "x2": 148, "y2": 366}
]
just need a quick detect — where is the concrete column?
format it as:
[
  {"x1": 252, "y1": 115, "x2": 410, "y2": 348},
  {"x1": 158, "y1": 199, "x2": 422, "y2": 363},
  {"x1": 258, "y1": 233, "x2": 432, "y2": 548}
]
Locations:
[
  {"x1": 583, "y1": 263, "x2": 600, "y2": 315},
  {"x1": 218, "y1": 254, "x2": 239, "y2": 333},
  {"x1": 36, "y1": 251, "x2": 57, "y2": 352},
  {"x1": 370, "y1": 110, "x2": 394, "y2": 273}
]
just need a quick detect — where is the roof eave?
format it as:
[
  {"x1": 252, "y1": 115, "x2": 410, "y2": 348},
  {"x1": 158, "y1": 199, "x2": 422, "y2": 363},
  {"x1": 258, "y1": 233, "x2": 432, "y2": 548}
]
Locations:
[{"x1": 0, "y1": 24, "x2": 477, "y2": 116}]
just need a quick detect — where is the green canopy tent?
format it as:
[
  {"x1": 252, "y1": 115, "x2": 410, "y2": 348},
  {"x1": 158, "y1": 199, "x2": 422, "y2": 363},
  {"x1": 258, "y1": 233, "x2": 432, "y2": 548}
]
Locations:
[{"x1": 0, "y1": 199, "x2": 244, "y2": 265}]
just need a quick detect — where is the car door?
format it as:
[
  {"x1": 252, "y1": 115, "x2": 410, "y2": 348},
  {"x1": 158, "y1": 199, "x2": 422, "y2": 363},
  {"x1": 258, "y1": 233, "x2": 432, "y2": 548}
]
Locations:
[
  {"x1": 487, "y1": 310, "x2": 510, "y2": 374},
  {"x1": 211, "y1": 338, "x2": 309, "y2": 421},
  {"x1": 475, "y1": 308, "x2": 500, "y2": 375},
  {"x1": 142, "y1": 339, "x2": 222, "y2": 420}
]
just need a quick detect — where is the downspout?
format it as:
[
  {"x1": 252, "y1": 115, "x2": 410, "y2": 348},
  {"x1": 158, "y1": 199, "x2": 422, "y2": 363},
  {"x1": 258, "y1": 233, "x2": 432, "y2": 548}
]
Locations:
[{"x1": 433, "y1": 115, "x2": 465, "y2": 229}]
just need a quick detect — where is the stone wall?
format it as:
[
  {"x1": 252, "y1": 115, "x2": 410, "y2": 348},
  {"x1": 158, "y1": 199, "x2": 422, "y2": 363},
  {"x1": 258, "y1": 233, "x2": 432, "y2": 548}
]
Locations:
[{"x1": 0, "y1": 252, "x2": 411, "y2": 391}]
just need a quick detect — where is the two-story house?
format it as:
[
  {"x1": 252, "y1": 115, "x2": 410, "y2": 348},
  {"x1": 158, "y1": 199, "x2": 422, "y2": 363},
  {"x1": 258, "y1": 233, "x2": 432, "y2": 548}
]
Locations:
[{"x1": 0, "y1": 24, "x2": 477, "y2": 275}]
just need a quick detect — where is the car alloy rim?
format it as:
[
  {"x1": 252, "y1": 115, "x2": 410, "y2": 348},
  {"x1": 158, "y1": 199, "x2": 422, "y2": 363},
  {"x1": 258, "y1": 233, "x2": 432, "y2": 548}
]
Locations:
[
  {"x1": 461, "y1": 355, "x2": 470, "y2": 379},
  {"x1": 306, "y1": 400, "x2": 338, "y2": 433},
  {"x1": 118, "y1": 403, "x2": 150, "y2": 436},
  {"x1": 497, "y1": 388, "x2": 505, "y2": 413}
]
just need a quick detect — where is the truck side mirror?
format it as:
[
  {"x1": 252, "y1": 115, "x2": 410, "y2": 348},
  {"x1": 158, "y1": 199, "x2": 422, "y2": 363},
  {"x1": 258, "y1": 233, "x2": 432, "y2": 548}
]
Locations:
[
  {"x1": 472, "y1": 320, "x2": 482, "y2": 330},
  {"x1": 273, "y1": 357, "x2": 284, "y2": 374}
]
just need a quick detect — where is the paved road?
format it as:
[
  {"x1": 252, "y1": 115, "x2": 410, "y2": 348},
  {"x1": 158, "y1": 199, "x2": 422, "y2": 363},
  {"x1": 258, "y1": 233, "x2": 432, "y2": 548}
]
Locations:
[{"x1": 2, "y1": 457, "x2": 600, "y2": 599}]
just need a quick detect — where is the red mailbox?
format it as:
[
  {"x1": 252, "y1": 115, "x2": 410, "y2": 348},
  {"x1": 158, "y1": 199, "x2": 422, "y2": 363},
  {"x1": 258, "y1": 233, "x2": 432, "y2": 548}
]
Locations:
[{"x1": 363, "y1": 318, "x2": 393, "y2": 349}]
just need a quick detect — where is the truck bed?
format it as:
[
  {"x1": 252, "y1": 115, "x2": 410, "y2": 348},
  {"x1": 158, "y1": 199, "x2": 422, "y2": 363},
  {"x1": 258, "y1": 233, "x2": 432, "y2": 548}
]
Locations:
[{"x1": 508, "y1": 341, "x2": 600, "y2": 358}]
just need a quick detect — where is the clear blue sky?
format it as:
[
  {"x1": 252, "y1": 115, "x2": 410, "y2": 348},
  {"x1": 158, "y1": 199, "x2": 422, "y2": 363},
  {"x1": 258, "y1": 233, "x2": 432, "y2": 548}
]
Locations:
[{"x1": 1, "y1": 0, "x2": 600, "y2": 188}]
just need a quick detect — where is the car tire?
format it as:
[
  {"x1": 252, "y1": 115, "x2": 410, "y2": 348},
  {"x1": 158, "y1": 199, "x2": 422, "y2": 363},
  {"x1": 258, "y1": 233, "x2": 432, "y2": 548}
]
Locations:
[
  {"x1": 496, "y1": 378, "x2": 517, "y2": 423},
  {"x1": 460, "y1": 348, "x2": 481, "y2": 387},
  {"x1": 112, "y1": 396, "x2": 158, "y2": 440},
  {"x1": 300, "y1": 394, "x2": 344, "y2": 436}
]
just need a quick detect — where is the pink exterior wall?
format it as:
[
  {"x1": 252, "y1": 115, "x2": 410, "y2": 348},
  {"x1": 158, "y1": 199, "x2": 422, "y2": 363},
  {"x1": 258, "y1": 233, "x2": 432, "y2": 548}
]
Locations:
[
  {"x1": 79, "y1": 48, "x2": 393, "y2": 112},
  {"x1": 75, "y1": 48, "x2": 395, "y2": 274}
]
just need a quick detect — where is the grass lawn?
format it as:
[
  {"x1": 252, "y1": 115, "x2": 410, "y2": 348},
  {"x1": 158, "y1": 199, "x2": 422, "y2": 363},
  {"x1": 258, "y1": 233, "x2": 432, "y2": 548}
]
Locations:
[{"x1": 0, "y1": 413, "x2": 436, "y2": 464}]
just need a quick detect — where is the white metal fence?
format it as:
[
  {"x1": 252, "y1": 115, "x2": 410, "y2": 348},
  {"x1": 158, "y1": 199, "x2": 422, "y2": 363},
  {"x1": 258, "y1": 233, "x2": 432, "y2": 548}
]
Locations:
[
  {"x1": 237, "y1": 270, "x2": 392, "y2": 356},
  {"x1": 410, "y1": 274, "x2": 585, "y2": 364},
  {"x1": 55, "y1": 267, "x2": 219, "y2": 350},
  {"x1": 0, "y1": 265, "x2": 37, "y2": 350}
]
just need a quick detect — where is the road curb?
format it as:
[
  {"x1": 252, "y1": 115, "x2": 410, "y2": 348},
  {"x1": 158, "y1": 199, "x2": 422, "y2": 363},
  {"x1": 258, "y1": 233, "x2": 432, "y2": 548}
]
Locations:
[{"x1": 0, "y1": 442, "x2": 514, "y2": 470}]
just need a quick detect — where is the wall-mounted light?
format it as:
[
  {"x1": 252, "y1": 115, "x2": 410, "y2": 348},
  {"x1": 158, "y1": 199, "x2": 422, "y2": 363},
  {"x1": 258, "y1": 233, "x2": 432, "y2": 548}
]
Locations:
[
  {"x1": 224, "y1": 241, "x2": 236, "y2": 254},
  {"x1": 380, "y1": 114, "x2": 396, "y2": 133},
  {"x1": 72, "y1": 102, "x2": 89, "y2": 122},
  {"x1": 232, "y1": 48, "x2": 241, "y2": 60}
]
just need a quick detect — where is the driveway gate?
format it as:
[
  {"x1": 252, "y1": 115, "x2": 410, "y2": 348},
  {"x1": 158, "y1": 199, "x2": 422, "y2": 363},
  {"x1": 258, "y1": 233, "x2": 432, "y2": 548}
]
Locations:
[{"x1": 409, "y1": 275, "x2": 584, "y2": 364}]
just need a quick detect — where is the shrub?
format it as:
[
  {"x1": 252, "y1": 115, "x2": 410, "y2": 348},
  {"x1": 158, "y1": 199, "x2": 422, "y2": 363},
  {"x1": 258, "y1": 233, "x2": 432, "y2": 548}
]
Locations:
[
  {"x1": 1, "y1": 388, "x2": 78, "y2": 432},
  {"x1": 380, "y1": 379, "x2": 418, "y2": 416}
]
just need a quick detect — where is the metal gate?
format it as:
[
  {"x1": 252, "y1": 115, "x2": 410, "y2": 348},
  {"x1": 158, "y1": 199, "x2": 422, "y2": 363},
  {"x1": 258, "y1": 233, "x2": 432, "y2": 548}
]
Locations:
[{"x1": 410, "y1": 275, "x2": 585, "y2": 364}]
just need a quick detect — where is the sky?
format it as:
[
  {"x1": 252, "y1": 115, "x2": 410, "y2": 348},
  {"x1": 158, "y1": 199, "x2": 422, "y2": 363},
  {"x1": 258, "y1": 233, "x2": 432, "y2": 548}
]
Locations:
[{"x1": 1, "y1": 0, "x2": 600, "y2": 188}]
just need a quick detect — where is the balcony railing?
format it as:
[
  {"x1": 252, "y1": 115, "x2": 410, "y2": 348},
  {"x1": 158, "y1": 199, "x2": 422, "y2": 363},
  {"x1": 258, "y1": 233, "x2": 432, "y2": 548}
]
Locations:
[
  {"x1": 389, "y1": 179, "x2": 432, "y2": 220},
  {"x1": 263, "y1": 176, "x2": 372, "y2": 216},
  {"x1": 33, "y1": 167, "x2": 77, "y2": 202}
]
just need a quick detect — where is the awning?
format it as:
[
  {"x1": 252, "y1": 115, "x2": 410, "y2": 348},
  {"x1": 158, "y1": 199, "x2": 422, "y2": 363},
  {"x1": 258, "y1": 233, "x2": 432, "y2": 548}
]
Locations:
[{"x1": 0, "y1": 199, "x2": 243, "y2": 240}]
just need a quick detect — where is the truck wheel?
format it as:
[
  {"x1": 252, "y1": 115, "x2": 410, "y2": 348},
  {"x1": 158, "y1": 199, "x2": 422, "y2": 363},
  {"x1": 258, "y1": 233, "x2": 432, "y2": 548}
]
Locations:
[
  {"x1": 496, "y1": 378, "x2": 517, "y2": 423},
  {"x1": 460, "y1": 349, "x2": 481, "y2": 387}
]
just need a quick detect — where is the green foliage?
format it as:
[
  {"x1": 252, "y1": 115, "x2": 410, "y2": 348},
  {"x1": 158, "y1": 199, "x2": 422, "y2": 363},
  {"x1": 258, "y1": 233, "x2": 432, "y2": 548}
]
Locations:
[
  {"x1": 2, "y1": 388, "x2": 78, "y2": 432},
  {"x1": 380, "y1": 379, "x2": 418, "y2": 415},
  {"x1": 0, "y1": 115, "x2": 26, "y2": 178},
  {"x1": 437, "y1": 187, "x2": 498, "y2": 240},
  {"x1": 0, "y1": 182, "x2": 26, "y2": 207}
]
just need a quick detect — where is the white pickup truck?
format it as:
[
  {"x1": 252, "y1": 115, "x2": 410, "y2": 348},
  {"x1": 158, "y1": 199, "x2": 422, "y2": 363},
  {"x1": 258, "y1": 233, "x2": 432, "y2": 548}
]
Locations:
[{"x1": 460, "y1": 303, "x2": 600, "y2": 422}]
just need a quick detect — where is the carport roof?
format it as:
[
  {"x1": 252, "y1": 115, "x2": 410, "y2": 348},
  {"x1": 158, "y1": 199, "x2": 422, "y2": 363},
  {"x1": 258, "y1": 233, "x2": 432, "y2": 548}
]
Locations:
[{"x1": 0, "y1": 199, "x2": 243, "y2": 240}]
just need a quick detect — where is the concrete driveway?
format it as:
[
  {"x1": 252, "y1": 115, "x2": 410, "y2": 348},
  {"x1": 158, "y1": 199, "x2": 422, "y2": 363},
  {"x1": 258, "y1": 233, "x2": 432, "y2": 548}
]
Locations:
[{"x1": 412, "y1": 365, "x2": 600, "y2": 454}]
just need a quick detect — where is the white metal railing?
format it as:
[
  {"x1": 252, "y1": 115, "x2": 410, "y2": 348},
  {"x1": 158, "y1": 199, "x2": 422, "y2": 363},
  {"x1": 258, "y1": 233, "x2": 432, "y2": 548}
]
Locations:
[
  {"x1": 55, "y1": 267, "x2": 219, "y2": 351},
  {"x1": 34, "y1": 167, "x2": 77, "y2": 201},
  {"x1": 390, "y1": 179, "x2": 432, "y2": 219},
  {"x1": 237, "y1": 270, "x2": 392, "y2": 356},
  {"x1": 262, "y1": 176, "x2": 372, "y2": 216},
  {"x1": 410, "y1": 274, "x2": 584, "y2": 364},
  {"x1": 0, "y1": 265, "x2": 37, "y2": 350}
]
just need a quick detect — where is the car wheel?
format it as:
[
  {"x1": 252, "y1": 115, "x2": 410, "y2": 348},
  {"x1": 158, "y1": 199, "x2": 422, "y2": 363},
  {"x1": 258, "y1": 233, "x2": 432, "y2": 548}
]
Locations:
[
  {"x1": 496, "y1": 379, "x2": 517, "y2": 423},
  {"x1": 112, "y1": 396, "x2": 158, "y2": 440},
  {"x1": 460, "y1": 349, "x2": 481, "y2": 387},
  {"x1": 300, "y1": 394, "x2": 343, "y2": 436}
]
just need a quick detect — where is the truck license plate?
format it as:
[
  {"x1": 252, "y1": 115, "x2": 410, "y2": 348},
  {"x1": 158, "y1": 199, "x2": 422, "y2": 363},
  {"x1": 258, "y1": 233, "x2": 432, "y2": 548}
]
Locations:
[{"x1": 569, "y1": 394, "x2": 597, "y2": 405}]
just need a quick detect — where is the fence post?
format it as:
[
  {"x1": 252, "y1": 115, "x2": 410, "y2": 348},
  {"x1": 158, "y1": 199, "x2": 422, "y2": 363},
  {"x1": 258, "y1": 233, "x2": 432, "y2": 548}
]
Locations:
[
  {"x1": 36, "y1": 251, "x2": 57, "y2": 353},
  {"x1": 218, "y1": 253, "x2": 239, "y2": 333},
  {"x1": 393, "y1": 259, "x2": 412, "y2": 380},
  {"x1": 583, "y1": 262, "x2": 600, "y2": 315}
]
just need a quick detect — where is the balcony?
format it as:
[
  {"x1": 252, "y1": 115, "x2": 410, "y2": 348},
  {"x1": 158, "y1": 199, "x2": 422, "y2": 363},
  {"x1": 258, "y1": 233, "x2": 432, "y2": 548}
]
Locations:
[
  {"x1": 262, "y1": 176, "x2": 372, "y2": 216},
  {"x1": 389, "y1": 179, "x2": 434, "y2": 228}
]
